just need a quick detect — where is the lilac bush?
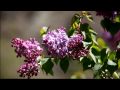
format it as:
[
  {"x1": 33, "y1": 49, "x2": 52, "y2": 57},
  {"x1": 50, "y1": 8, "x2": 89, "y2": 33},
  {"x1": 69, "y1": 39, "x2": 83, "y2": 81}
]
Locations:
[{"x1": 11, "y1": 11, "x2": 120, "y2": 79}]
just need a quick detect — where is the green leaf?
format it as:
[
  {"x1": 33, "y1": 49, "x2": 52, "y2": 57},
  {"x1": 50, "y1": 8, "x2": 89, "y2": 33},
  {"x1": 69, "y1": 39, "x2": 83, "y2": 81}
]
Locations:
[
  {"x1": 91, "y1": 45, "x2": 101, "y2": 56},
  {"x1": 81, "y1": 57, "x2": 95, "y2": 71},
  {"x1": 113, "y1": 72, "x2": 119, "y2": 79},
  {"x1": 82, "y1": 41, "x2": 92, "y2": 48},
  {"x1": 107, "y1": 59, "x2": 117, "y2": 66},
  {"x1": 100, "y1": 48, "x2": 108, "y2": 63},
  {"x1": 60, "y1": 57, "x2": 69, "y2": 73},
  {"x1": 71, "y1": 14, "x2": 81, "y2": 25},
  {"x1": 106, "y1": 65, "x2": 118, "y2": 74},
  {"x1": 68, "y1": 27, "x2": 75, "y2": 37},
  {"x1": 82, "y1": 11, "x2": 93, "y2": 22},
  {"x1": 114, "y1": 15, "x2": 120, "y2": 23},
  {"x1": 97, "y1": 58, "x2": 102, "y2": 64},
  {"x1": 72, "y1": 22, "x2": 80, "y2": 30},
  {"x1": 48, "y1": 70, "x2": 54, "y2": 75},
  {"x1": 93, "y1": 64, "x2": 103, "y2": 71},
  {"x1": 118, "y1": 59, "x2": 120, "y2": 69},
  {"x1": 81, "y1": 31, "x2": 86, "y2": 38},
  {"x1": 86, "y1": 15, "x2": 93, "y2": 22},
  {"x1": 116, "y1": 49, "x2": 120, "y2": 59},
  {"x1": 108, "y1": 51, "x2": 116, "y2": 60},
  {"x1": 54, "y1": 58, "x2": 59, "y2": 65},
  {"x1": 101, "y1": 18, "x2": 120, "y2": 35},
  {"x1": 97, "y1": 38, "x2": 107, "y2": 49},
  {"x1": 80, "y1": 23, "x2": 93, "y2": 42},
  {"x1": 89, "y1": 29, "x2": 97, "y2": 35},
  {"x1": 89, "y1": 48, "x2": 97, "y2": 63},
  {"x1": 79, "y1": 57, "x2": 84, "y2": 62},
  {"x1": 40, "y1": 26, "x2": 48, "y2": 36},
  {"x1": 41, "y1": 58, "x2": 54, "y2": 75},
  {"x1": 93, "y1": 73, "x2": 101, "y2": 79},
  {"x1": 91, "y1": 34, "x2": 98, "y2": 45},
  {"x1": 85, "y1": 34, "x2": 92, "y2": 42},
  {"x1": 80, "y1": 23, "x2": 89, "y2": 32},
  {"x1": 39, "y1": 58, "x2": 49, "y2": 66}
]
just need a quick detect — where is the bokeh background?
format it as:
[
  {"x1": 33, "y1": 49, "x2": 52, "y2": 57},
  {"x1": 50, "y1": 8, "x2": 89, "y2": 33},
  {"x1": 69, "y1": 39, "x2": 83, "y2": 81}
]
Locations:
[{"x1": 0, "y1": 11, "x2": 103, "y2": 79}]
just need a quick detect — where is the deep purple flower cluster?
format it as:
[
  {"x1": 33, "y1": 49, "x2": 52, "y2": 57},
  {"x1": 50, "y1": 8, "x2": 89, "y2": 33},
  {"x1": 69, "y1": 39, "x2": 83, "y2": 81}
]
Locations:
[
  {"x1": 11, "y1": 38, "x2": 43, "y2": 78},
  {"x1": 68, "y1": 34, "x2": 89, "y2": 59},
  {"x1": 42, "y1": 27, "x2": 69, "y2": 58},
  {"x1": 17, "y1": 62, "x2": 39, "y2": 78},
  {"x1": 11, "y1": 38, "x2": 43, "y2": 62},
  {"x1": 96, "y1": 11, "x2": 120, "y2": 20},
  {"x1": 11, "y1": 38, "x2": 24, "y2": 57}
]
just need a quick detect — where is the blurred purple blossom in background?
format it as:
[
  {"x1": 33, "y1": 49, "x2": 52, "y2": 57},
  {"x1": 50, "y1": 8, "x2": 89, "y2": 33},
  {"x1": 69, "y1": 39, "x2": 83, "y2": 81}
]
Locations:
[
  {"x1": 96, "y1": 11, "x2": 120, "y2": 50},
  {"x1": 96, "y1": 11, "x2": 120, "y2": 21},
  {"x1": 101, "y1": 30, "x2": 120, "y2": 50}
]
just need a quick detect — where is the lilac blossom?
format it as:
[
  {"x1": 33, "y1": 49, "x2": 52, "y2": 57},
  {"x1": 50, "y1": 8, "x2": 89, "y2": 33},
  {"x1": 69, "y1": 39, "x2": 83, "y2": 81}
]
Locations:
[
  {"x1": 68, "y1": 34, "x2": 89, "y2": 59},
  {"x1": 101, "y1": 30, "x2": 120, "y2": 50},
  {"x1": 11, "y1": 38, "x2": 43, "y2": 62},
  {"x1": 17, "y1": 62, "x2": 39, "y2": 78},
  {"x1": 11, "y1": 38, "x2": 43, "y2": 78},
  {"x1": 42, "y1": 27, "x2": 69, "y2": 58}
]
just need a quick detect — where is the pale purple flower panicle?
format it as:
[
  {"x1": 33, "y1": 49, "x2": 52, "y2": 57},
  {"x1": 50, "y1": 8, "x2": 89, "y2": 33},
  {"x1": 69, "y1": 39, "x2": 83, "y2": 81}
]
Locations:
[
  {"x1": 42, "y1": 27, "x2": 69, "y2": 58},
  {"x1": 11, "y1": 38, "x2": 43, "y2": 62},
  {"x1": 68, "y1": 34, "x2": 88, "y2": 59}
]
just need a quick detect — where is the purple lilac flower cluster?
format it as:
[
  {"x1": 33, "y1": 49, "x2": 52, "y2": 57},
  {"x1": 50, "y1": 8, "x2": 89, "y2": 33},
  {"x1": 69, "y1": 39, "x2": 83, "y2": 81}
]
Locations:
[
  {"x1": 11, "y1": 38, "x2": 43, "y2": 78},
  {"x1": 11, "y1": 38, "x2": 43, "y2": 62},
  {"x1": 42, "y1": 27, "x2": 88, "y2": 59},
  {"x1": 42, "y1": 27, "x2": 69, "y2": 58},
  {"x1": 96, "y1": 11, "x2": 120, "y2": 20},
  {"x1": 17, "y1": 62, "x2": 39, "y2": 78},
  {"x1": 68, "y1": 34, "x2": 89, "y2": 59}
]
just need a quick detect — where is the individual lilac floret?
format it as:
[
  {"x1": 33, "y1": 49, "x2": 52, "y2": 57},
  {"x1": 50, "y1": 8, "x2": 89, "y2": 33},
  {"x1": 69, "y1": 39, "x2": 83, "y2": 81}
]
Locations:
[
  {"x1": 68, "y1": 34, "x2": 89, "y2": 59},
  {"x1": 42, "y1": 27, "x2": 69, "y2": 58},
  {"x1": 17, "y1": 62, "x2": 39, "y2": 78},
  {"x1": 11, "y1": 38, "x2": 43, "y2": 62}
]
